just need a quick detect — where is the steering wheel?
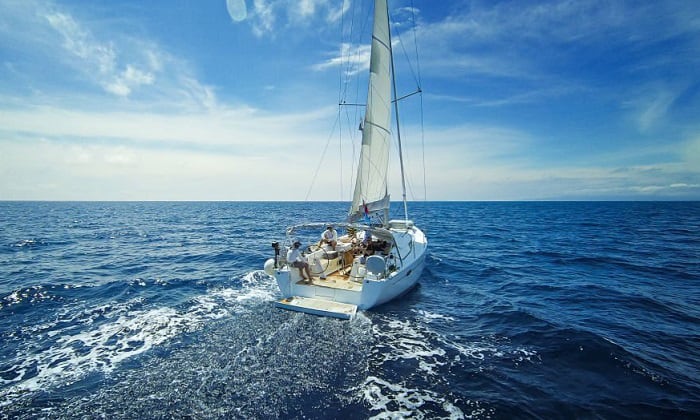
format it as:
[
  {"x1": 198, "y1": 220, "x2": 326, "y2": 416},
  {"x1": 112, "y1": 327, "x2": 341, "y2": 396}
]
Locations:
[{"x1": 306, "y1": 244, "x2": 330, "y2": 275}]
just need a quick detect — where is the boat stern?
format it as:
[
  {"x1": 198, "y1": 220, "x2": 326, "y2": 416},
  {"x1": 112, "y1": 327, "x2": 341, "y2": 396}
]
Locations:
[
  {"x1": 264, "y1": 257, "x2": 293, "y2": 298},
  {"x1": 275, "y1": 296, "x2": 357, "y2": 320}
]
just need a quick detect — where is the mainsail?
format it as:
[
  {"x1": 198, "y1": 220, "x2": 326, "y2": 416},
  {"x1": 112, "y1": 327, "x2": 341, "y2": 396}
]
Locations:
[{"x1": 348, "y1": 0, "x2": 392, "y2": 223}]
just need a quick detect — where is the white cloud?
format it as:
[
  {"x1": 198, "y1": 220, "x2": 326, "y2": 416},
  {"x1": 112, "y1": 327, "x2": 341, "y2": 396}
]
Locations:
[
  {"x1": 312, "y1": 43, "x2": 371, "y2": 75},
  {"x1": 623, "y1": 85, "x2": 681, "y2": 133},
  {"x1": 104, "y1": 65, "x2": 155, "y2": 97},
  {"x1": 0, "y1": 0, "x2": 227, "y2": 111},
  {"x1": 298, "y1": 0, "x2": 320, "y2": 18},
  {"x1": 43, "y1": 10, "x2": 158, "y2": 98},
  {"x1": 251, "y1": 0, "x2": 276, "y2": 37},
  {"x1": 327, "y1": 1, "x2": 350, "y2": 23},
  {"x1": 0, "y1": 103, "x2": 335, "y2": 152},
  {"x1": 414, "y1": 0, "x2": 700, "y2": 84},
  {"x1": 427, "y1": 84, "x2": 588, "y2": 108},
  {"x1": 683, "y1": 135, "x2": 700, "y2": 168},
  {"x1": 45, "y1": 11, "x2": 116, "y2": 74},
  {"x1": 409, "y1": 123, "x2": 700, "y2": 200},
  {"x1": 0, "y1": 1, "x2": 166, "y2": 101},
  {"x1": 0, "y1": 102, "x2": 338, "y2": 200},
  {"x1": 249, "y1": 0, "x2": 346, "y2": 37},
  {"x1": 423, "y1": 159, "x2": 700, "y2": 201},
  {"x1": 0, "y1": 140, "x2": 292, "y2": 200}
]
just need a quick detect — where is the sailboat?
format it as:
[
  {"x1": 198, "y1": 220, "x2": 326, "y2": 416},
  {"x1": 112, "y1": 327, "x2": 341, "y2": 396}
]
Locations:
[{"x1": 263, "y1": 0, "x2": 427, "y2": 319}]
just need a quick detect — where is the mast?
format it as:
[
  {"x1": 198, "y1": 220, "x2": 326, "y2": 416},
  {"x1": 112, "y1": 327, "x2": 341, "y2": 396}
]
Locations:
[{"x1": 387, "y1": 0, "x2": 409, "y2": 222}]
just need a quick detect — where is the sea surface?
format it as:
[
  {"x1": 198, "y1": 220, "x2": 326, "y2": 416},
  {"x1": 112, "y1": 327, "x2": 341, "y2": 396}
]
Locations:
[{"x1": 1, "y1": 201, "x2": 698, "y2": 419}]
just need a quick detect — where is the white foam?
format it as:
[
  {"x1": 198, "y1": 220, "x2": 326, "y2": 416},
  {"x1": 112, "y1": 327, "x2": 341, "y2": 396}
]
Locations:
[
  {"x1": 412, "y1": 309, "x2": 456, "y2": 323},
  {"x1": 361, "y1": 376, "x2": 468, "y2": 420},
  {"x1": 357, "y1": 313, "x2": 535, "y2": 418},
  {"x1": 357, "y1": 318, "x2": 459, "y2": 417},
  {"x1": 448, "y1": 336, "x2": 540, "y2": 366},
  {"x1": 12, "y1": 239, "x2": 39, "y2": 248},
  {"x1": 1, "y1": 286, "x2": 50, "y2": 309},
  {"x1": 2, "y1": 290, "x2": 22, "y2": 306},
  {"x1": 1, "y1": 305, "x2": 189, "y2": 401},
  {"x1": 0, "y1": 271, "x2": 278, "y2": 407},
  {"x1": 372, "y1": 319, "x2": 447, "y2": 376}
]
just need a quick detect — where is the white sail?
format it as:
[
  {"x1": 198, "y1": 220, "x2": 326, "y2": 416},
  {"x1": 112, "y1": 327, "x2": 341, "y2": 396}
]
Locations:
[{"x1": 348, "y1": 0, "x2": 392, "y2": 222}]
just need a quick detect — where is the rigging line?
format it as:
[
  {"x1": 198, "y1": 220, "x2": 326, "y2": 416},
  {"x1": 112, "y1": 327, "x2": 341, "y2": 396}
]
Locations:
[
  {"x1": 420, "y1": 90, "x2": 426, "y2": 201},
  {"x1": 392, "y1": 12, "x2": 420, "y2": 89},
  {"x1": 410, "y1": 0, "x2": 423, "y2": 86},
  {"x1": 338, "y1": 0, "x2": 344, "y2": 105},
  {"x1": 341, "y1": 2, "x2": 358, "y2": 104},
  {"x1": 340, "y1": 11, "x2": 351, "y2": 103},
  {"x1": 340, "y1": 0, "x2": 359, "y2": 105},
  {"x1": 409, "y1": 0, "x2": 426, "y2": 201},
  {"x1": 353, "y1": 1, "x2": 371, "y2": 121},
  {"x1": 338, "y1": 0, "x2": 347, "y2": 106},
  {"x1": 345, "y1": 91, "x2": 361, "y2": 159},
  {"x1": 392, "y1": 128, "x2": 417, "y2": 201},
  {"x1": 337, "y1": 0, "x2": 354, "y2": 201},
  {"x1": 388, "y1": 1, "x2": 425, "y2": 203},
  {"x1": 338, "y1": 100, "x2": 343, "y2": 201},
  {"x1": 393, "y1": 89, "x2": 421, "y2": 103},
  {"x1": 337, "y1": 1, "x2": 346, "y2": 201},
  {"x1": 387, "y1": 2, "x2": 409, "y2": 222},
  {"x1": 304, "y1": 111, "x2": 340, "y2": 201},
  {"x1": 342, "y1": 99, "x2": 359, "y2": 200},
  {"x1": 340, "y1": 0, "x2": 364, "y2": 203}
]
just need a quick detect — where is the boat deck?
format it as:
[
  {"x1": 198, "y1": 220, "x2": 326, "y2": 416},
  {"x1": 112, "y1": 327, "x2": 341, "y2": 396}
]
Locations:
[{"x1": 296, "y1": 272, "x2": 363, "y2": 292}]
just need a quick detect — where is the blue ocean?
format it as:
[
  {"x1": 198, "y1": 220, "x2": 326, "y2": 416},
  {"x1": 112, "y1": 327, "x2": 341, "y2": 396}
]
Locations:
[{"x1": 1, "y1": 201, "x2": 698, "y2": 418}]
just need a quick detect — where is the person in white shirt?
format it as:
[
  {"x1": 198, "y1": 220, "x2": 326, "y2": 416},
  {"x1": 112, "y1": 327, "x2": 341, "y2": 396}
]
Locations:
[
  {"x1": 320, "y1": 225, "x2": 338, "y2": 250},
  {"x1": 287, "y1": 241, "x2": 313, "y2": 282}
]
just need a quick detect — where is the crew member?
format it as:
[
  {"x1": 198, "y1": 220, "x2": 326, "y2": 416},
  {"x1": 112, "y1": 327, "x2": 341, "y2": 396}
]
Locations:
[
  {"x1": 320, "y1": 225, "x2": 338, "y2": 250},
  {"x1": 287, "y1": 241, "x2": 313, "y2": 283}
]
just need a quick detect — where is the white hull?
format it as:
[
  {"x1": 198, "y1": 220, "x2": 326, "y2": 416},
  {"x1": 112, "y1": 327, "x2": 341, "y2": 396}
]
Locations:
[{"x1": 265, "y1": 221, "x2": 427, "y2": 316}]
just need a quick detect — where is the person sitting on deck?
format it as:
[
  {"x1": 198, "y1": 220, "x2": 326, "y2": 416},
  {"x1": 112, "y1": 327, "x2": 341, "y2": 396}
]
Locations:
[
  {"x1": 287, "y1": 241, "x2": 313, "y2": 283},
  {"x1": 320, "y1": 225, "x2": 338, "y2": 250},
  {"x1": 363, "y1": 239, "x2": 389, "y2": 255},
  {"x1": 361, "y1": 230, "x2": 371, "y2": 246}
]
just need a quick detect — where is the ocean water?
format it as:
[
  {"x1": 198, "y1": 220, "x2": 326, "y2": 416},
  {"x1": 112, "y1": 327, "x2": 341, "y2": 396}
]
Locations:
[{"x1": 1, "y1": 201, "x2": 698, "y2": 419}]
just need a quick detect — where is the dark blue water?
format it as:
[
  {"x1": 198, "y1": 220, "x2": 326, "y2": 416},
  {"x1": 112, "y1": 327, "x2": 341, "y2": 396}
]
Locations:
[{"x1": 1, "y1": 201, "x2": 698, "y2": 419}]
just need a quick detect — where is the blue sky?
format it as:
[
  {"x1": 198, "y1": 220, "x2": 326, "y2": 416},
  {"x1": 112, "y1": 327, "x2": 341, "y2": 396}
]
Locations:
[{"x1": 1, "y1": 0, "x2": 699, "y2": 201}]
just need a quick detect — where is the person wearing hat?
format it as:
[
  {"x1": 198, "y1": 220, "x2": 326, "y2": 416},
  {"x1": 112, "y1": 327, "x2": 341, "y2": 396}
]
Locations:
[
  {"x1": 287, "y1": 241, "x2": 313, "y2": 283},
  {"x1": 320, "y1": 225, "x2": 337, "y2": 250}
]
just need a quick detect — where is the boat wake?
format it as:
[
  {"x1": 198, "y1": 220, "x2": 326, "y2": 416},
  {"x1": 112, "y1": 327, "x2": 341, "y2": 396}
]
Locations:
[
  {"x1": 354, "y1": 309, "x2": 540, "y2": 419},
  {"x1": 0, "y1": 271, "x2": 278, "y2": 409},
  {"x1": 4, "y1": 274, "x2": 540, "y2": 419}
]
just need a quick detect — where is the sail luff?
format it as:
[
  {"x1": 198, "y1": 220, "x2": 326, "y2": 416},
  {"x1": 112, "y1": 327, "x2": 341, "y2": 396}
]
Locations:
[{"x1": 348, "y1": 0, "x2": 392, "y2": 222}]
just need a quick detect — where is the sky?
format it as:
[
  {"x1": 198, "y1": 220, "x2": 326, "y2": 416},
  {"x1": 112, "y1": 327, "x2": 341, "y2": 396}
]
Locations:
[{"x1": 0, "y1": 0, "x2": 699, "y2": 201}]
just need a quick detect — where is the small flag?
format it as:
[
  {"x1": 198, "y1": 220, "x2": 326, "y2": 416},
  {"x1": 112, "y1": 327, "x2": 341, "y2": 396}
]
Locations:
[{"x1": 363, "y1": 200, "x2": 370, "y2": 223}]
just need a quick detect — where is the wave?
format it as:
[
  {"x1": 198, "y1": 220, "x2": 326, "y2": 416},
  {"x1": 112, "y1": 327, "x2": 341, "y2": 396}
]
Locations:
[
  {"x1": 0, "y1": 271, "x2": 278, "y2": 408},
  {"x1": 10, "y1": 299, "x2": 374, "y2": 418},
  {"x1": 349, "y1": 309, "x2": 543, "y2": 418}
]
